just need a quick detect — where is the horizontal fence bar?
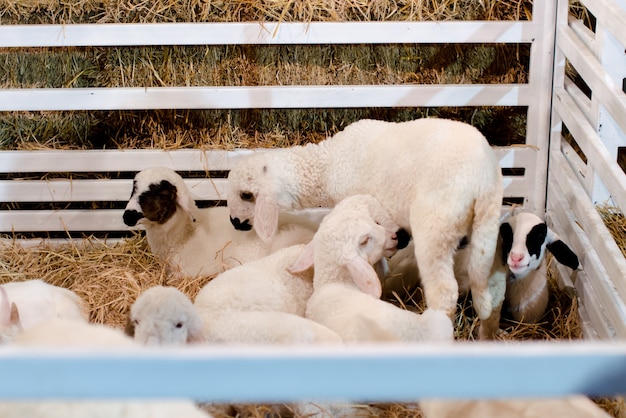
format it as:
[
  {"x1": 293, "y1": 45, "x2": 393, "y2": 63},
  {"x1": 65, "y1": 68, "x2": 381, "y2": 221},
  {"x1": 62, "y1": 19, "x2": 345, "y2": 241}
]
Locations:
[
  {"x1": 0, "y1": 84, "x2": 530, "y2": 112},
  {"x1": 0, "y1": 342, "x2": 626, "y2": 402},
  {"x1": 0, "y1": 209, "x2": 126, "y2": 232},
  {"x1": 0, "y1": 146, "x2": 536, "y2": 174},
  {"x1": 0, "y1": 179, "x2": 227, "y2": 203},
  {"x1": 0, "y1": 149, "x2": 248, "y2": 173},
  {"x1": 0, "y1": 21, "x2": 539, "y2": 48},
  {"x1": 2, "y1": 342, "x2": 626, "y2": 401}
]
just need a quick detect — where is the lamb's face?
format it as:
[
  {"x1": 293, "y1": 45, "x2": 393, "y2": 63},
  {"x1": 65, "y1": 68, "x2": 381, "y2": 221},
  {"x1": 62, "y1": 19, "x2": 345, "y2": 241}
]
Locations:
[
  {"x1": 227, "y1": 154, "x2": 272, "y2": 232},
  {"x1": 331, "y1": 195, "x2": 402, "y2": 257},
  {"x1": 126, "y1": 286, "x2": 202, "y2": 346},
  {"x1": 321, "y1": 211, "x2": 399, "y2": 267},
  {"x1": 123, "y1": 168, "x2": 184, "y2": 227},
  {"x1": 500, "y1": 212, "x2": 547, "y2": 279}
]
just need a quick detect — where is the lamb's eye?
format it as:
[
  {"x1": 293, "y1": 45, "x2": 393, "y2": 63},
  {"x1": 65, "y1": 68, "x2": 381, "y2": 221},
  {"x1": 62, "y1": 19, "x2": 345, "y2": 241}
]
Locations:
[
  {"x1": 240, "y1": 191, "x2": 254, "y2": 202},
  {"x1": 175, "y1": 322, "x2": 183, "y2": 329}
]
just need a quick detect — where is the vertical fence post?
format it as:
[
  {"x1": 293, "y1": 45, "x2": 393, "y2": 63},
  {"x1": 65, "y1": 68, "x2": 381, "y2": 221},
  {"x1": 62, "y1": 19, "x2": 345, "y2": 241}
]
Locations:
[{"x1": 527, "y1": 0, "x2": 559, "y2": 215}]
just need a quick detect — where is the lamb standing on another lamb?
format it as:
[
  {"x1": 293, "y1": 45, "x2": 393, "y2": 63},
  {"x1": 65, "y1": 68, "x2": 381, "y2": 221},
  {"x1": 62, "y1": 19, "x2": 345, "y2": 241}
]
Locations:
[
  {"x1": 289, "y1": 194, "x2": 454, "y2": 343},
  {"x1": 123, "y1": 167, "x2": 323, "y2": 279},
  {"x1": 227, "y1": 118, "x2": 503, "y2": 334}
]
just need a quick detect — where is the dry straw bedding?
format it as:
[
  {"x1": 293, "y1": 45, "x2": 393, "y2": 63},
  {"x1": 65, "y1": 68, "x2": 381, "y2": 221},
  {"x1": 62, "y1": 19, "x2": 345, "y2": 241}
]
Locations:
[{"x1": 0, "y1": 232, "x2": 583, "y2": 418}]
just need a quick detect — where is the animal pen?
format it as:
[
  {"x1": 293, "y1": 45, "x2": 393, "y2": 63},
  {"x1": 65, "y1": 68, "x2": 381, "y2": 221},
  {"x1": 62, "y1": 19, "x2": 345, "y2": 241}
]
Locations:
[{"x1": 0, "y1": 0, "x2": 625, "y2": 414}]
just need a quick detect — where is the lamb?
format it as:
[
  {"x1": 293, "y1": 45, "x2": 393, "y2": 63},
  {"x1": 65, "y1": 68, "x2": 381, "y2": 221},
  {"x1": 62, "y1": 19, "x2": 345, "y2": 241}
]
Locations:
[
  {"x1": 125, "y1": 285, "x2": 205, "y2": 345},
  {"x1": 289, "y1": 194, "x2": 455, "y2": 343},
  {"x1": 383, "y1": 211, "x2": 580, "y2": 337},
  {"x1": 193, "y1": 244, "x2": 343, "y2": 345},
  {"x1": 123, "y1": 167, "x2": 323, "y2": 279},
  {"x1": 497, "y1": 211, "x2": 580, "y2": 323},
  {"x1": 227, "y1": 117, "x2": 504, "y2": 325},
  {"x1": 125, "y1": 246, "x2": 343, "y2": 346},
  {"x1": 0, "y1": 317, "x2": 214, "y2": 418},
  {"x1": 0, "y1": 279, "x2": 89, "y2": 343}
]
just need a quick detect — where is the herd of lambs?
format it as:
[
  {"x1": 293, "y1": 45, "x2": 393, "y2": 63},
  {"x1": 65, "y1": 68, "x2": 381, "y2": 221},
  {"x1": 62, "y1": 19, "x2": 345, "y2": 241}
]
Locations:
[{"x1": 0, "y1": 118, "x2": 588, "y2": 417}]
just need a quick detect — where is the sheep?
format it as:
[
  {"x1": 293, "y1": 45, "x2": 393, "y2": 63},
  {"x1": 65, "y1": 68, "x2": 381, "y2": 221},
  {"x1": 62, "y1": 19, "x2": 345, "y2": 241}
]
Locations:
[
  {"x1": 0, "y1": 317, "x2": 214, "y2": 418},
  {"x1": 382, "y1": 211, "x2": 580, "y2": 337},
  {"x1": 227, "y1": 117, "x2": 504, "y2": 325},
  {"x1": 125, "y1": 245, "x2": 343, "y2": 346},
  {"x1": 497, "y1": 211, "x2": 580, "y2": 324},
  {"x1": 0, "y1": 279, "x2": 89, "y2": 343},
  {"x1": 125, "y1": 285, "x2": 349, "y2": 418},
  {"x1": 125, "y1": 285, "x2": 205, "y2": 346},
  {"x1": 123, "y1": 167, "x2": 323, "y2": 279},
  {"x1": 193, "y1": 243, "x2": 343, "y2": 345},
  {"x1": 289, "y1": 194, "x2": 455, "y2": 343}
]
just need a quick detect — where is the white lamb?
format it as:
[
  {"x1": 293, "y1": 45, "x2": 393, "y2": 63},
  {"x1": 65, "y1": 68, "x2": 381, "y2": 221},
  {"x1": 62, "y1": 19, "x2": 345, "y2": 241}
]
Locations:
[
  {"x1": 289, "y1": 194, "x2": 454, "y2": 343},
  {"x1": 227, "y1": 117, "x2": 504, "y2": 324},
  {"x1": 0, "y1": 279, "x2": 89, "y2": 343},
  {"x1": 125, "y1": 246, "x2": 342, "y2": 346},
  {"x1": 193, "y1": 244, "x2": 343, "y2": 345},
  {"x1": 0, "y1": 317, "x2": 214, "y2": 418},
  {"x1": 123, "y1": 167, "x2": 323, "y2": 279},
  {"x1": 125, "y1": 285, "x2": 205, "y2": 345}
]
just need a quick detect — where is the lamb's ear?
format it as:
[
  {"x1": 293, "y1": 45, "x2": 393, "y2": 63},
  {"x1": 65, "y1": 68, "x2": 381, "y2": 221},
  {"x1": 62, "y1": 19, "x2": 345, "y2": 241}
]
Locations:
[
  {"x1": 545, "y1": 230, "x2": 579, "y2": 270},
  {"x1": 9, "y1": 303, "x2": 22, "y2": 329},
  {"x1": 175, "y1": 184, "x2": 197, "y2": 222},
  {"x1": 255, "y1": 193, "x2": 279, "y2": 243},
  {"x1": 346, "y1": 256, "x2": 383, "y2": 299},
  {"x1": 288, "y1": 240, "x2": 315, "y2": 273}
]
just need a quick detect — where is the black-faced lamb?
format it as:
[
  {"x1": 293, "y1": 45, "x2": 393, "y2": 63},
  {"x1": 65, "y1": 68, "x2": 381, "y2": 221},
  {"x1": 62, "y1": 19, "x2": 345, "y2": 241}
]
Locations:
[
  {"x1": 497, "y1": 211, "x2": 580, "y2": 323},
  {"x1": 123, "y1": 167, "x2": 323, "y2": 279},
  {"x1": 0, "y1": 317, "x2": 214, "y2": 418},
  {"x1": 227, "y1": 118, "x2": 503, "y2": 324},
  {"x1": 289, "y1": 194, "x2": 454, "y2": 343},
  {"x1": 383, "y1": 211, "x2": 581, "y2": 336}
]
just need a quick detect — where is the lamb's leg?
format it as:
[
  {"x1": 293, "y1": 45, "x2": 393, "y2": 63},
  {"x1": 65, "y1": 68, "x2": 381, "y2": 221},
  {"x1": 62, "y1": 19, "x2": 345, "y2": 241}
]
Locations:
[
  {"x1": 466, "y1": 197, "x2": 502, "y2": 321},
  {"x1": 411, "y1": 224, "x2": 461, "y2": 319},
  {"x1": 477, "y1": 267, "x2": 507, "y2": 339}
]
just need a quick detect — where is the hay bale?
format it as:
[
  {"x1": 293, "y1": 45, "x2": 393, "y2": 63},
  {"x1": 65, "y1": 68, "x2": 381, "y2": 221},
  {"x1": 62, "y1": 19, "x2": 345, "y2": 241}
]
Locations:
[{"x1": 0, "y1": 0, "x2": 530, "y2": 24}]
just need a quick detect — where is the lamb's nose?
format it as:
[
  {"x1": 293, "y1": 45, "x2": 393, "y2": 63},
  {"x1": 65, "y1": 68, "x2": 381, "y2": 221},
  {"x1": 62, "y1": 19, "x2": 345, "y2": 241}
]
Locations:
[
  {"x1": 123, "y1": 210, "x2": 143, "y2": 226},
  {"x1": 509, "y1": 253, "x2": 524, "y2": 263},
  {"x1": 230, "y1": 216, "x2": 253, "y2": 231}
]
